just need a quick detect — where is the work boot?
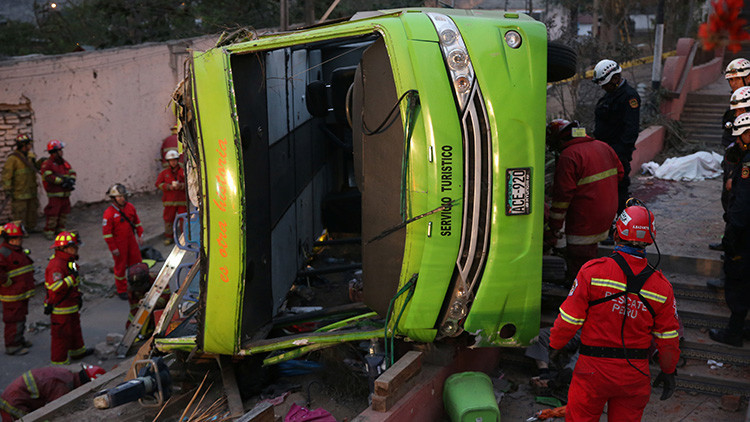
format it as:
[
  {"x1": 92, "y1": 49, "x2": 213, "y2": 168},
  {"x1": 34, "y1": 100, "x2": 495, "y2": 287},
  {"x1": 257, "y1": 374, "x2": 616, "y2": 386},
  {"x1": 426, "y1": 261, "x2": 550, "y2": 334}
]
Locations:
[
  {"x1": 70, "y1": 348, "x2": 94, "y2": 360},
  {"x1": 5, "y1": 346, "x2": 30, "y2": 356},
  {"x1": 117, "y1": 292, "x2": 128, "y2": 300},
  {"x1": 708, "y1": 242, "x2": 724, "y2": 251},
  {"x1": 22, "y1": 339, "x2": 33, "y2": 348},
  {"x1": 706, "y1": 278, "x2": 725, "y2": 291},
  {"x1": 163, "y1": 236, "x2": 174, "y2": 246},
  {"x1": 709, "y1": 328, "x2": 743, "y2": 347}
]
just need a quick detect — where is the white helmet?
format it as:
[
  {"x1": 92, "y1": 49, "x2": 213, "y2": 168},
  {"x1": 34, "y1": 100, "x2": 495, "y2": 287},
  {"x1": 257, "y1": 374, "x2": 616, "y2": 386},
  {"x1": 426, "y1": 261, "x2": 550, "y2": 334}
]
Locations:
[
  {"x1": 730, "y1": 86, "x2": 750, "y2": 110},
  {"x1": 725, "y1": 58, "x2": 750, "y2": 79},
  {"x1": 732, "y1": 112, "x2": 750, "y2": 136},
  {"x1": 107, "y1": 183, "x2": 128, "y2": 198},
  {"x1": 164, "y1": 150, "x2": 180, "y2": 160},
  {"x1": 592, "y1": 59, "x2": 622, "y2": 86}
]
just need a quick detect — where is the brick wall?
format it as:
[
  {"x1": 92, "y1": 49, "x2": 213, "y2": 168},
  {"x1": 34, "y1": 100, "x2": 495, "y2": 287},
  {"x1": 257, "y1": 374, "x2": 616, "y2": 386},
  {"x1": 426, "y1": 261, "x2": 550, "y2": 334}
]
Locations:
[{"x1": 0, "y1": 103, "x2": 34, "y2": 223}]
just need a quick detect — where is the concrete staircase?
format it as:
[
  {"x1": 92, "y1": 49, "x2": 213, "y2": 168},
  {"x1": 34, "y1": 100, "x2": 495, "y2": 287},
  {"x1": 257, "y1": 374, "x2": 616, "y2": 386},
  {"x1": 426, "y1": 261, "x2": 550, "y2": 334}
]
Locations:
[{"x1": 680, "y1": 92, "x2": 727, "y2": 148}]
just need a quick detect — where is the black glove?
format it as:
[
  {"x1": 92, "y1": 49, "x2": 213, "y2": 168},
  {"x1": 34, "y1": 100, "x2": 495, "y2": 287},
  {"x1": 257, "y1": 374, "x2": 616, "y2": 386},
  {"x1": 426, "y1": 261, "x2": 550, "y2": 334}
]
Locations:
[
  {"x1": 61, "y1": 177, "x2": 76, "y2": 191},
  {"x1": 548, "y1": 347, "x2": 564, "y2": 370},
  {"x1": 653, "y1": 370, "x2": 676, "y2": 400},
  {"x1": 43, "y1": 302, "x2": 53, "y2": 315}
]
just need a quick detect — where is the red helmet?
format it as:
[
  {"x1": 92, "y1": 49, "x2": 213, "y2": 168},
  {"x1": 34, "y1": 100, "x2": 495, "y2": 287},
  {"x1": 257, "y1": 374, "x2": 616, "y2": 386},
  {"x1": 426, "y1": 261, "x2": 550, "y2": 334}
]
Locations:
[
  {"x1": 83, "y1": 364, "x2": 106, "y2": 380},
  {"x1": 47, "y1": 139, "x2": 65, "y2": 152},
  {"x1": 52, "y1": 231, "x2": 80, "y2": 249},
  {"x1": 2, "y1": 222, "x2": 24, "y2": 238},
  {"x1": 616, "y1": 206, "x2": 655, "y2": 244},
  {"x1": 546, "y1": 119, "x2": 579, "y2": 145}
]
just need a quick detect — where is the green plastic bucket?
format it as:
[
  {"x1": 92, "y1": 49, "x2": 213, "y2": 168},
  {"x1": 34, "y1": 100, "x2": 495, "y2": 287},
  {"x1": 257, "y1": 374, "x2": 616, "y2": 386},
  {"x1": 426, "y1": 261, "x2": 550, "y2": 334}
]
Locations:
[{"x1": 443, "y1": 371, "x2": 500, "y2": 422}]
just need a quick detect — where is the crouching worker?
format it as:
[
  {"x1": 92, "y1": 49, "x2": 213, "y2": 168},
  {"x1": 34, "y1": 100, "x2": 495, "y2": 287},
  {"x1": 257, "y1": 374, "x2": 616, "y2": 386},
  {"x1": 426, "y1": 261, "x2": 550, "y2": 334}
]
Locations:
[
  {"x1": 125, "y1": 263, "x2": 169, "y2": 331},
  {"x1": 0, "y1": 364, "x2": 104, "y2": 421},
  {"x1": 45, "y1": 232, "x2": 93, "y2": 365},
  {"x1": 550, "y1": 202, "x2": 681, "y2": 421}
]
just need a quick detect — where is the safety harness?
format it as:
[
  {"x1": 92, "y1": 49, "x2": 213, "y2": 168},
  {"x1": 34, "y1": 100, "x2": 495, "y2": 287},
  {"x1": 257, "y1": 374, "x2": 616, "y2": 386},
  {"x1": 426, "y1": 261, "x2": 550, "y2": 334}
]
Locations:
[{"x1": 580, "y1": 253, "x2": 656, "y2": 360}]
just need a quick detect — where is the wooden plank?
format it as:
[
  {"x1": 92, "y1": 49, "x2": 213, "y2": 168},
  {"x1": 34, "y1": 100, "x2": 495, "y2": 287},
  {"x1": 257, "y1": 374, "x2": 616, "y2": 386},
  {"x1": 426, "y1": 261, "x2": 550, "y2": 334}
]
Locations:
[
  {"x1": 373, "y1": 351, "x2": 422, "y2": 397},
  {"x1": 219, "y1": 356, "x2": 245, "y2": 417},
  {"x1": 236, "y1": 401, "x2": 275, "y2": 422}
]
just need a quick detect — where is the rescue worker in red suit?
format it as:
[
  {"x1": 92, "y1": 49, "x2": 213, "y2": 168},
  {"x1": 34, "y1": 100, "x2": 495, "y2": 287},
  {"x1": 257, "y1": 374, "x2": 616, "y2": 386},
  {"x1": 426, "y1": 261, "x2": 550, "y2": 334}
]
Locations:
[
  {"x1": 544, "y1": 119, "x2": 624, "y2": 281},
  {"x1": 549, "y1": 204, "x2": 680, "y2": 421},
  {"x1": 102, "y1": 183, "x2": 143, "y2": 300},
  {"x1": 40, "y1": 140, "x2": 76, "y2": 241},
  {"x1": 156, "y1": 149, "x2": 186, "y2": 245},
  {"x1": 0, "y1": 223, "x2": 35, "y2": 356},
  {"x1": 0, "y1": 364, "x2": 104, "y2": 421},
  {"x1": 45, "y1": 232, "x2": 92, "y2": 365}
]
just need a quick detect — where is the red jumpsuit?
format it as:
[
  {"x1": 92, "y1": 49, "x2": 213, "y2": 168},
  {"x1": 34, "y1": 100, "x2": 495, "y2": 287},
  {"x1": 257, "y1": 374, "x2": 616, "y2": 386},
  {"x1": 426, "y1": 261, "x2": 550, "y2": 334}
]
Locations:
[
  {"x1": 0, "y1": 242, "x2": 35, "y2": 353},
  {"x1": 0, "y1": 367, "x2": 81, "y2": 421},
  {"x1": 40, "y1": 156, "x2": 76, "y2": 237},
  {"x1": 102, "y1": 203, "x2": 143, "y2": 294},
  {"x1": 549, "y1": 136, "x2": 623, "y2": 278},
  {"x1": 45, "y1": 249, "x2": 86, "y2": 365},
  {"x1": 155, "y1": 165, "x2": 187, "y2": 239},
  {"x1": 550, "y1": 250, "x2": 680, "y2": 421}
]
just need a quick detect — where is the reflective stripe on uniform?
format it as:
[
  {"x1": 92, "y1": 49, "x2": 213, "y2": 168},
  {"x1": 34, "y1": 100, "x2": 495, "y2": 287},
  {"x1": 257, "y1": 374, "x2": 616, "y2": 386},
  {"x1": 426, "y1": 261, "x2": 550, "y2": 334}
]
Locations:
[
  {"x1": 566, "y1": 229, "x2": 610, "y2": 245},
  {"x1": 577, "y1": 168, "x2": 619, "y2": 186},
  {"x1": 163, "y1": 201, "x2": 187, "y2": 206},
  {"x1": 551, "y1": 201, "x2": 570, "y2": 209},
  {"x1": 51, "y1": 358, "x2": 70, "y2": 365},
  {"x1": 52, "y1": 304, "x2": 80, "y2": 315},
  {"x1": 0, "y1": 289, "x2": 35, "y2": 302},
  {"x1": 69, "y1": 346, "x2": 88, "y2": 358},
  {"x1": 591, "y1": 277, "x2": 626, "y2": 291},
  {"x1": 0, "y1": 397, "x2": 25, "y2": 418},
  {"x1": 639, "y1": 289, "x2": 667, "y2": 303},
  {"x1": 47, "y1": 192, "x2": 71, "y2": 198},
  {"x1": 46, "y1": 280, "x2": 64, "y2": 291},
  {"x1": 559, "y1": 308, "x2": 585, "y2": 326},
  {"x1": 653, "y1": 330, "x2": 679, "y2": 339},
  {"x1": 103, "y1": 234, "x2": 113, "y2": 239},
  {"x1": 63, "y1": 275, "x2": 78, "y2": 287},
  {"x1": 22, "y1": 371, "x2": 40, "y2": 399},
  {"x1": 7, "y1": 265, "x2": 33, "y2": 278}
]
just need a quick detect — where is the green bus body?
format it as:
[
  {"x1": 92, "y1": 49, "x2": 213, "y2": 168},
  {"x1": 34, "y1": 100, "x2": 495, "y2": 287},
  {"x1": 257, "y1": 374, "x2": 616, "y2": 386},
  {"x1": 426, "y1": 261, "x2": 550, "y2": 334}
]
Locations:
[{"x1": 180, "y1": 8, "x2": 545, "y2": 355}]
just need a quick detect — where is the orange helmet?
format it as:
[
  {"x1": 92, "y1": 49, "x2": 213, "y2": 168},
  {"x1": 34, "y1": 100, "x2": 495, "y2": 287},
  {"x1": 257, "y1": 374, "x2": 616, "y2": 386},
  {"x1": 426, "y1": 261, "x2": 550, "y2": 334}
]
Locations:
[
  {"x1": 82, "y1": 364, "x2": 106, "y2": 381},
  {"x1": 616, "y1": 205, "x2": 655, "y2": 244},
  {"x1": 2, "y1": 222, "x2": 24, "y2": 238},
  {"x1": 47, "y1": 139, "x2": 65, "y2": 152},
  {"x1": 52, "y1": 231, "x2": 80, "y2": 249}
]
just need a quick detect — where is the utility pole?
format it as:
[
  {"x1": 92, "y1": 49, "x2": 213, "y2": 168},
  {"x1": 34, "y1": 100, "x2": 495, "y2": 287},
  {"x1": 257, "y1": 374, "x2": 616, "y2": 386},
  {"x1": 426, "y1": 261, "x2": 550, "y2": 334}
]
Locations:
[{"x1": 651, "y1": 0, "x2": 665, "y2": 90}]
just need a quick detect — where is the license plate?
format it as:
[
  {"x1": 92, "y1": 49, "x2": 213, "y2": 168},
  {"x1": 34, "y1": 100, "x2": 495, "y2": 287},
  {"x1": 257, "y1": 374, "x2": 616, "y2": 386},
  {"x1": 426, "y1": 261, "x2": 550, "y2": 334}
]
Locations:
[{"x1": 505, "y1": 167, "x2": 531, "y2": 215}]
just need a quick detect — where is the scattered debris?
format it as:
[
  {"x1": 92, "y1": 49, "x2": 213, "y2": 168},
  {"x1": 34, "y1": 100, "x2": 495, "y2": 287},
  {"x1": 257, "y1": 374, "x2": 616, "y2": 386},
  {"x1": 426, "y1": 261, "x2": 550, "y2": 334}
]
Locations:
[
  {"x1": 707, "y1": 359, "x2": 724, "y2": 369},
  {"x1": 95, "y1": 341, "x2": 116, "y2": 360},
  {"x1": 106, "y1": 333, "x2": 124, "y2": 345},
  {"x1": 285, "y1": 402, "x2": 335, "y2": 422}
]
